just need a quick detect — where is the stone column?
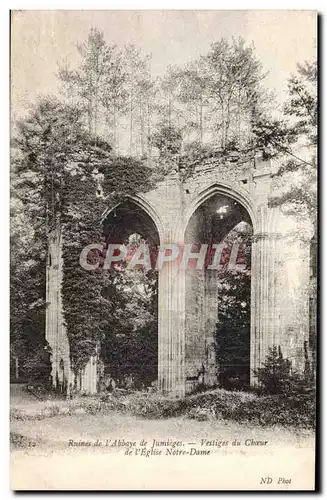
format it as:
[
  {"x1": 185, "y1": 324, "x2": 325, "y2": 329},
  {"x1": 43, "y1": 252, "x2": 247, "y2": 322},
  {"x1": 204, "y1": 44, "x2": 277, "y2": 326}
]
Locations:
[
  {"x1": 250, "y1": 231, "x2": 279, "y2": 383},
  {"x1": 158, "y1": 233, "x2": 186, "y2": 397},
  {"x1": 250, "y1": 216, "x2": 311, "y2": 383},
  {"x1": 80, "y1": 356, "x2": 98, "y2": 394},
  {"x1": 204, "y1": 269, "x2": 219, "y2": 386},
  {"x1": 274, "y1": 234, "x2": 311, "y2": 370},
  {"x1": 46, "y1": 225, "x2": 99, "y2": 395},
  {"x1": 45, "y1": 224, "x2": 72, "y2": 393}
]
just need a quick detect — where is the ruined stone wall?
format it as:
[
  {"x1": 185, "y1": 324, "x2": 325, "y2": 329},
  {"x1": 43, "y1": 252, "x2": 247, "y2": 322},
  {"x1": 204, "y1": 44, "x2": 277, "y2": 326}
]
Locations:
[
  {"x1": 45, "y1": 225, "x2": 72, "y2": 393},
  {"x1": 184, "y1": 206, "x2": 219, "y2": 393},
  {"x1": 46, "y1": 152, "x2": 313, "y2": 396},
  {"x1": 46, "y1": 224, "x2": 98, "y2": 395}
]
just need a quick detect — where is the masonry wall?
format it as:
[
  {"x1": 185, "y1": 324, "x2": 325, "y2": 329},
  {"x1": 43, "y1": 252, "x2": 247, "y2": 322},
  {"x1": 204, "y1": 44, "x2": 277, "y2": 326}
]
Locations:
[
  {"x1": 45, "y1": 225, "x2": 72, "y2": 394},
  {"x1": 273, "y1": 235, "x2": 311, "y2": 370},
  {"x1": 46, "y1": 225, "x2": 98, "y2": 395},
  {"x1": 184, "y1": 208, "x2": 219, "y2": 393},
  {"x1": 46, "y1": 152, "x2": 314, "y2": 396}
]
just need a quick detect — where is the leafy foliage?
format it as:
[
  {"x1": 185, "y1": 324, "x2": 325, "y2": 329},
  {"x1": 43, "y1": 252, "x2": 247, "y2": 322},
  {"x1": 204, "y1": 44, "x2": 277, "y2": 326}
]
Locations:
[
  {"x1": 254, "y1": 346, "x2": 292, "y2": 395},
  {"x1": 253, "y1": 59, "x2": 317, "y2": 228},
  {"x1": 215, "y1": 223, "x2": 252, "y2": 388},
  {"x1": 11, "y1": 96, "x2": 158, "y2": 376},
  {"x1": 97, "y1": 258, "x2": 158, "y2": 387},
  {"x1": 284, "y1": 61, "x2": 317, "y2": 145},
  {"x1": 58, "y1": 30, "x2": 270, "y2": 156},
  {"x1": 216, "y1": 272, "x2": 251, "y2": 387},
  {"x1": 150, "y1": 124, "x2": 183, "y2": 157},
  {"x1": 99, "y1": 387, "x2": 315, "y2": 429},
  {"x1": 252, "y1": 59, "x2": 317, "y2": 376},
  {"x1": 58, "y1": 28, "x2": 127, "y2": 140}
]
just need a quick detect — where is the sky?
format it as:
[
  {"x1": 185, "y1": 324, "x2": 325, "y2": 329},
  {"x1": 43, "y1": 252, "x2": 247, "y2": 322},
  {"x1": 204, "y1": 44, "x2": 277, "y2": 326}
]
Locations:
[{"x1": 11, "y1": 10, "x2": 317, "y2": 120}]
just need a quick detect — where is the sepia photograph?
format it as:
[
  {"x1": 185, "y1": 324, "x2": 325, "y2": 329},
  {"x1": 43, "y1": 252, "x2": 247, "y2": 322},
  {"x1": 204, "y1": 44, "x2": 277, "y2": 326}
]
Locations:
[{"x1": 10, "y1": 9, "x2": 317, "y2": 490}]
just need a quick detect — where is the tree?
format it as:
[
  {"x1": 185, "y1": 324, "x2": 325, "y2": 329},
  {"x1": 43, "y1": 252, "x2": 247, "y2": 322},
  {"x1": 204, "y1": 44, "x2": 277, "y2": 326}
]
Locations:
[
  {"x1": 123, "y1": 45, "x2": 155, "y2": 157},
  {"x1": 10, "y1": 220, "x2": 50, "y2": 382},
  {"x1": 159, "y1": 65, "x2": 183, "y2": 129},
  {"x1": 202, "y1": 38, "x2": 266, "y2": 149},
  {"x1": 58, "y1": 28, "x2": 125, "y2": 144},
  {"x1": 58, "y1": 31, "x2": 270, "y2": 156},
  {"x1": 254, "y1": 345, "x2": 292, "y2": 395},
  {"x1": 158, "y1": 38, "x2": 269, "y2": 152},
  {"x1": 215, "y1": 222, "x2": 252, "y2": 388},
  {"x1": 252, "y1": 58, "x2": 317, "y2": 376},
  {"x1": 59, "y1": 33, "x2": 157, "y2": 156},
  {"x1": 177, "y1": 62, "x2": 208, "y2": 144},
  {"x1": 253, "y1": 60, "x2": 317, "y2": 231},
  {"x1": 11, "y1": 97, "x2": 93, "y2": 233},
  {"x1": 11, "y1": 94, "x2": 158, "y2": 383},
  {"x1": 270, "y1": 61, "x2": 317, "y2": 233},
  {"x1": 216, "y1": 271, "x2": 251, "y2": 388},
  {"x1": 100, "y1": 48, "x2": 128, "y2": 154},
  {"x1": 100, "y1": 235, "x2": 158, "y2": 387},
  {"x1": 284, "y1": 61, "x2": 317, "y2": 146},
  {"x1": 150, "y1": 123, "x2": 183, "y2": 158},
  {"x1": 11, "y1": 96, "x2": 107, "y2": 379},
  {"x1": 9, "y1": 97, "x2": 86, "y2": 381}
]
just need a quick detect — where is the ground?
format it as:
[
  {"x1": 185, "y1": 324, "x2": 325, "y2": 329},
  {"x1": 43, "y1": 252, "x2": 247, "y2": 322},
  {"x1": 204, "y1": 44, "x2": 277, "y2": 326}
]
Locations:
[{"x1": 10, "y1": 385, "x2": 315, "y2": 490}]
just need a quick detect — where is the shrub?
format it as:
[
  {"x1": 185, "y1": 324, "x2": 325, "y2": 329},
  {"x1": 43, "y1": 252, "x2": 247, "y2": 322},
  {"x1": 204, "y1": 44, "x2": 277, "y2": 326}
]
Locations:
[
  {"x1": 254, "y1": 345, "x2": 292, "y2": 394},
  {"x1": 150, "y1": 124, "x2": 182, "y2": 157},
  {"x1": 22, "y1": 344, "x2": 52, "y2": 385}
]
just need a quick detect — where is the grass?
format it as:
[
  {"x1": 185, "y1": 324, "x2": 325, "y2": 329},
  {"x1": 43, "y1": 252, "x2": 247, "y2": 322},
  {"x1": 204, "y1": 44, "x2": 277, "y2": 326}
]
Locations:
[{"x1": 10, "y1": 386, "x2": 316, "y2": 430}]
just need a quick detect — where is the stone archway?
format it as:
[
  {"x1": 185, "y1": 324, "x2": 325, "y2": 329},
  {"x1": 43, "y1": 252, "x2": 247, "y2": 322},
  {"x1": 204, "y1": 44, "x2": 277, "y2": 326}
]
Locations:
[
  {"x1": 101, "y1": 194, "x2": 165, "y2": 246},
  {"x1": 152, "y1": 171, "x2": 311, "y2": 396},
  {"x1": 183, "y1": 191, "x2": 253, "y2": 393},
  {"x1": 101, "y1": 198, "x2": 163, "y2": 390},
  {"x1": 46, "y1": 155, "x2": 313, "y2": 396},
  {"x1": 178, "y1": 181, "x2": 257, "y2": 238},
  {"x1": 156, "y1": 181, "x2": 258, "y2": 397}
]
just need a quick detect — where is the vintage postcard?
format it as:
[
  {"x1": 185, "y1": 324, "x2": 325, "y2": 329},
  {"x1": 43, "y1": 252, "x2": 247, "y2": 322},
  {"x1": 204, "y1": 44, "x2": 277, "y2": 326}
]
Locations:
[{"x1": 10, "y1": 10, "x2": 317, "y2": 490}]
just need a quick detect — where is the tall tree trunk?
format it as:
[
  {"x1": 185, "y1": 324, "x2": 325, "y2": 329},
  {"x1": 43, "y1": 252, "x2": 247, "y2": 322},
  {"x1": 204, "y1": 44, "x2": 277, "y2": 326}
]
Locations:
[
  {"x1": 147, "y1": 98, "x2": 151, "y2": 157},
  {"x1": 87, "y1": 100, "x2": 92, "y2": 135},
  {"x1": 140, "y1": 94, "x2": 145, "y2": 157},
  {"x1": 237, "y1": 89, "x2": 241, "y2": 145},
  {"x1": 116, "y1": 115, "x2": 120, "y2": 155},
  {"x1": 199, "y1": 100, "x2": 203, "y2": 144},
  {"x1": 224, "y1": 91, "x2": 234, "y2": 148},
  {"x1": 221, "y1": 102, "x2": 225, "y2": 149},
  {"x1": 113, "y1": 105, "x2": 117, "y2": 154},
  {"x1": 94, "y1": 93, "x2": 98, "y2": 145},
  {"x1": 129, "y1": 90, "x2": 133, "y2": 156},
  {"x1": 94, "y1": 56, "x2": 100, "y2": 146},
  {"x1": 168, "y1": 98, "x2": 172, "y2": 127},
  {"x1": 15, "y1": 357, "x2": 19, "y2": 380}
]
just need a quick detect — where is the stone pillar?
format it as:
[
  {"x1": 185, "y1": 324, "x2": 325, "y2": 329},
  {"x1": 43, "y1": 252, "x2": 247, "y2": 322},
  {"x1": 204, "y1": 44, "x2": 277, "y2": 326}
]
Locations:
[
  {"x1": 45, "y1": 224, "x2": 72, "y2": 393},
  {"x1": 46, "y1": 225, "x2": 99, "y2": 395},
  {"x1": 274, "y1": 235, "x2": 311, "y2": 370},
  {"x1": 204, "y1": 269, "x2": 219, "y2": 386},
  {"x1": 250, "y1": 231, "x2": 279, "y2": 382},
  {"x1": 250, "y1": 213, "x2": 311, "y2": 383},
  {"x1": 80, "y1": 356, "x2": 98, "y2": 394},
  {"x1": 158, "y1": 233, "x2": 185, "y2": 397},
  {"x1": 184, "y1": 267, "x2": 205, "y2": 384}
]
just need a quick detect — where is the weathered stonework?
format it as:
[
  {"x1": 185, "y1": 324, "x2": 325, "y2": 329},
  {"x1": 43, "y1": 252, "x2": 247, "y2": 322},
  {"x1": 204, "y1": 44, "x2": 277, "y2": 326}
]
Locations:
[
  {"x1": 45, "y1": 224, "x2": 100, "y2": 395},
  {"x1": 45, "y1": 225, "x2": 72, "y2": 394},
  {"x1": 46, "y1": 153, "x2": 313, "y2": 396}
]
